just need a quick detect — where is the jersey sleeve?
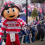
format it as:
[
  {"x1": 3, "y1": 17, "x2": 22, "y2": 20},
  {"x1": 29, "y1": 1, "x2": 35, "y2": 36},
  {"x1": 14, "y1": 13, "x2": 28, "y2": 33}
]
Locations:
[
  {"x1": 0, "y1": 20, "x2": 7, "y2": 38},
  {"x1": 17, "y1": 18, "x2": 26, "y2": 26},
  {"x1": 20, "y1": 19, "x2": 26, "y2": 26}
]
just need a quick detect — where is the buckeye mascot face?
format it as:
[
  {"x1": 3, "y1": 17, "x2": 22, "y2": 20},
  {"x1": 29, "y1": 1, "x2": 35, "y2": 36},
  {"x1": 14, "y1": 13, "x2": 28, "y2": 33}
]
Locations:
[{"x1": 1, "y1": 1, "x2": 20, "y2": 20}]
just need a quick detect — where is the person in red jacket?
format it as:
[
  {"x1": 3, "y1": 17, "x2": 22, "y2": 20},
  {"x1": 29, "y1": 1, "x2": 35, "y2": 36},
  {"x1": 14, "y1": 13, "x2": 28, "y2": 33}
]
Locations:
[{"x1": 0, "y1": 1, "x2": 26, "y2": 45}]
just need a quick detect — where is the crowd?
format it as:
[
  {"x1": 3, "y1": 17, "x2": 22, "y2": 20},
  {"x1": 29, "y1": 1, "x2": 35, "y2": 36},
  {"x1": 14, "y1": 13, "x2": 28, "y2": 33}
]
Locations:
[{"x1": 18, "y1": 19, "x2": 45, "y2": 44}]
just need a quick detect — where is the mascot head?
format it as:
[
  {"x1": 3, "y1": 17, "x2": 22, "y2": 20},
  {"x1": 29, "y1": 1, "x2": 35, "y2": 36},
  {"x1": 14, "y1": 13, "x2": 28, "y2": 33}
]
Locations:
[{"x1": 1, "y1": 1, "x2": 20, "y2": 20}]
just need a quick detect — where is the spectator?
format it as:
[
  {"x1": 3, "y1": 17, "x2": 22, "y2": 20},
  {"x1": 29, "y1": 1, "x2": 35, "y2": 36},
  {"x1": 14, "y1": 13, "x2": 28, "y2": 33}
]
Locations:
[
  {"x1": 21, "y1": 26, "x2": 26, "y2": 44},
  {"x1": 30, "y1": 25, "x2": 36, "y2": 42},
  {"x1": 29, "y1": 26, "x2": 32, "y2": 43},
  {"x1": 37, "y1": 23, "x2": 41, "y2": 40},
  {"x1": 40, "y1": 25, "x2": 44, "y2": 41},
  {"x1": 28, "y1": 9, "x2": 32, "y2": 17},
  {"x1": 40, "y1": 15, "x2": 44, "y2": 20},
  {"x1": 25, "y1": 27, "x2": 30, "y2": 43},
  {"x1": 38, "y1": 11, "x2": 41, "y2": 20},
  {"x1": 18, "y1": 30, "x2": 22, "y2": 43},
  {"x1": 36, "y1": 17, "x2": 38, "y2": 22}
]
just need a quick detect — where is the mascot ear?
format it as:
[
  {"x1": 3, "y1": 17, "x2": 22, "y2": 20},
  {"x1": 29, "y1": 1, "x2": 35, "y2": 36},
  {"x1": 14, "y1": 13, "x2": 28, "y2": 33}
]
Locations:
[{"x1": 17, "y1": 15, "x2": 20, "y2": 18}]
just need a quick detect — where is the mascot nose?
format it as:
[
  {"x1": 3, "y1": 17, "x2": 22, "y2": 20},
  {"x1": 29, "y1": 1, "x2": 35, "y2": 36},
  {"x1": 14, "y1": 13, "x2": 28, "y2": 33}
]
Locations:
[{"x1": 10, "y1": 12, "x2": 13, "y2": 15}]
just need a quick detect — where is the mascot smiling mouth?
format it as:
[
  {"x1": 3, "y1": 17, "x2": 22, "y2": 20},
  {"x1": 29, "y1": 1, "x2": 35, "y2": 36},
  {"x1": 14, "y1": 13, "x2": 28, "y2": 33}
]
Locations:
[{"x1": 9, "y1": 15, "x2": 15, "y2": 18}]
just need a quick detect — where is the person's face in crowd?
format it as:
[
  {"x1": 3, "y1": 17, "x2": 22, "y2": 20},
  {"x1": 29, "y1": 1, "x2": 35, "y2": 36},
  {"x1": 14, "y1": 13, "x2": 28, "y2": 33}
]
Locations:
[
  {"x1": 30, "y1": 25, "x2": 32, "y2": 28},
  {"x1": 22, "y1": 26, "x2": 24, "y2": 28},
  {"x1": 27, "y1": 27, "x2": 29, "y2": 30},
  {"x1": 26, "y1": 26, "x2": 27, "y2": 28}
]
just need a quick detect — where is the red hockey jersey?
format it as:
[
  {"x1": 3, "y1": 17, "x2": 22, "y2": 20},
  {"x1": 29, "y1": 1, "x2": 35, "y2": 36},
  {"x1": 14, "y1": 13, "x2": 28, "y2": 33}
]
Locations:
[{"x1": 0, "y1": 18, "x2": 26, "y2": 38}]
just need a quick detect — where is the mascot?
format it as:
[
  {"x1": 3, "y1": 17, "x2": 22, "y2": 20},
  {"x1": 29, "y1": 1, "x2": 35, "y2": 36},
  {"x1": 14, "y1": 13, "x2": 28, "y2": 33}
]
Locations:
[{"x1": 0, "y1": 1, "x2": 26, "y2": 45}]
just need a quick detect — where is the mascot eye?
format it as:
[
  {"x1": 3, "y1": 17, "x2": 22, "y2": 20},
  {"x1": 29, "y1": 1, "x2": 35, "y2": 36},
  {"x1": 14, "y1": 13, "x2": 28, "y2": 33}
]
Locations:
[
  {"x1": 12, "y1": 8, "x2": 15, "y2": 12},
  {"x1": 7, "y1": 10, "x2": 10, "y2": 13}
]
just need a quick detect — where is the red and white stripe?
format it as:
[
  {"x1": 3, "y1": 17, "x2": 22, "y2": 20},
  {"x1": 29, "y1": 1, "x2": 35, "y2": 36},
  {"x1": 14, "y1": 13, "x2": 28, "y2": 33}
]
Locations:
[
  {"x1": 0, "y1": 28, "x2": 4, "y2": 38},
  {"x1": 0, "y1": 18, "x2": 26, "y2": 38}
]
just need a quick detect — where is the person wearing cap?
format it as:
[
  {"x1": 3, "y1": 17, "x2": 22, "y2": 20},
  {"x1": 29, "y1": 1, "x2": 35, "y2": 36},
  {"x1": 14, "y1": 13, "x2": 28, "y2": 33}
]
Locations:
[{"x1": 0, "y1": 1, "x2": 26, "y2": 45}]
